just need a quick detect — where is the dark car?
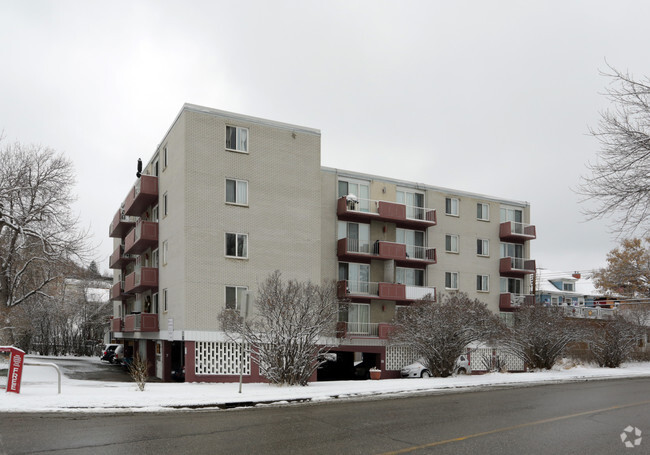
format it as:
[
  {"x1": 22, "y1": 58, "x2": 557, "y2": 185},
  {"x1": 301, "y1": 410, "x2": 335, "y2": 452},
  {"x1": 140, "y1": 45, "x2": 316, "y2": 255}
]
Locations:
[{"x1": 100, "y1": 344, "x2": 124, "y2": 364}]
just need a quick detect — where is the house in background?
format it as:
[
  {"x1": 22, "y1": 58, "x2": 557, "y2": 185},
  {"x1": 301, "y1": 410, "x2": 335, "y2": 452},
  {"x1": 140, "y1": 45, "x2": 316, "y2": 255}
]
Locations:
[
  {"x1": 108, "y1": 104, "x2": 536, "y2": 382},
  {"x1": 536, "y1": 271, "x2": 604, "y2": 307}
]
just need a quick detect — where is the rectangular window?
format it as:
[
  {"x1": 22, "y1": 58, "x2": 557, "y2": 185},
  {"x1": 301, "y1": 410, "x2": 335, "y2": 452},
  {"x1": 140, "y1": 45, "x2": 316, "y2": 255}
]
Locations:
[
  {"x1": 163, "y1": 146, "x2": 168, "y2": 169},
  {"x1": 152, "y1": 205, "x2": 159, "y2": 222},
  {"x1": 226, "y1": 178, "x2": 248, "y2": 205},
  {"x1": 445, "y1": 197, "x2": 459, "y2": 216},
  {"x1": 163, "y1": 288, "x2": 168, "y2": 312},
  {"x1": 152, "y1": 248, "x2": 159, "y2": 268},
  {"x1": 477, "y1": 203, "x2": 489, "y2": 221},
  {"x1": 477, "y1": 238, "x2": 489, "y2": 256},
  {"x1": 162, "y1": 240, "x2": 168, "y2": 265},
  {"x1": 337, "y1": 221, "x2": 370, "y2": 253},
  {"x1": 563, "y1": 282, "x2": 575, "y2": 291},
  {"x1": 338, "y1": 262, "x2": 370, "y2": 294},
  {"x1": 225, "y1": 286, "x2": 248, "y2": 311},
  {"x1": 226, "y1": 233, "x2": 248, "y2": 258},
  {"x1": 163, "y1": 192, "x2": 168, "y2": 217},
  {"x1": 397, "y1": 189, "x2": 425, "y2": 220},
  {"x1": 396, "y1": 228, "x2": 426, "y2": 259},
  {"x1": 153, "y1": 293, "x2": 159, "y2": 314},
  {"x1": 338, "y1": 179, "x2": 370, "y2": 212},
  {"x1": 396, "y1": 267, "x2": 424, "y2": 286},
  {"x1": 477, "y1": 275, "x2": 489, "y2": 292},
  {"x1": 500, "y1": 207, "x2": 523, "y2": 223},
  {"x1": 445, "y1": 234, "x2": 459, "y2": 253},
  {"x1": 226, "y1": 125, "x2": 248, "y2": 152},
  {"x1": 153, "y1": 158, "x2": 159, "y2": 177},
  {"x1": 445, "y1": 272, "x2": 459, "y2": 290},
  {"x1": 347, "y1": 303, "x2": 370, "y2": 335},
  {"x1": 500, "y1": 242, "x2": 524, "y2": 259},
  {"x1": 500, "y1": 277, "x2": 523, "y2": 294}
]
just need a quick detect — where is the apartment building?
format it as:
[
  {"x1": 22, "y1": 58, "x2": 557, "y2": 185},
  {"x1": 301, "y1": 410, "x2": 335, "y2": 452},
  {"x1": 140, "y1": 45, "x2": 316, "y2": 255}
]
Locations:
[{"x1": 108, "y1": 104, "x2": 536, "y2": 382}]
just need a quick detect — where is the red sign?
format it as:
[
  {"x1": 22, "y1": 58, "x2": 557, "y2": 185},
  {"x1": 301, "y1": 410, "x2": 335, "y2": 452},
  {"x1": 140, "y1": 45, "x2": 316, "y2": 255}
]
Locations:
[{"x1": 1, "y1": 346, "x2": 25, "y2": 394}]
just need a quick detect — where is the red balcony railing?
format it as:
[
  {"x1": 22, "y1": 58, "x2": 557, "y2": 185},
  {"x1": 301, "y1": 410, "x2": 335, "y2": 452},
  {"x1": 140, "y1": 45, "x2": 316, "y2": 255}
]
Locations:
[
  {"x1": 337, "y1": 280, "x2": 435, "y2": 302},
  {"x1": 110, "y1": 281, "x2": 131, "y2": 301},
  {"x1": 123, "y1": 313, "x2": 159, "y2": 333},
  {"x1": 336, "y1": 197, "x2": 436, "y2": 230},
  {"x1": 110, "y1": 317, "x2": 123, "y2": 332},
  {"x1": 108, "y1": 244, "x2": 136, "y2": 270},
  {"x1": 124, "y1": 267, "x2": 159, "y2": 294},
  {"x1": 336, "y1": 238, "x2": 436, "y2": 266},
  {"x1": 499, "y1": 257, "x2": 536, "y2": 277},
  {"x1": 124, "y1": 220, "x2": 158, "y2": 255},
  {"x1": 109, "y1": 208, "x2": 137, "y2": 238},
  {"x1": 499, "y1": 293, "x2": 535, "y2": 311},
  {"x1": 124, "y1": 175, "x2": 158, "y2": 216},
  {"x1": 499, "y1": 221, "x2": 536, "y2": 242}
]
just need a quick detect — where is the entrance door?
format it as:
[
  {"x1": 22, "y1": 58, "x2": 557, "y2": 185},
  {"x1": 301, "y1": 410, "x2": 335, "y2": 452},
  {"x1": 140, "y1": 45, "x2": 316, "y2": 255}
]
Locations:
[{"x1": 155, "y1": 341, "x2": 163, "y2": 379}]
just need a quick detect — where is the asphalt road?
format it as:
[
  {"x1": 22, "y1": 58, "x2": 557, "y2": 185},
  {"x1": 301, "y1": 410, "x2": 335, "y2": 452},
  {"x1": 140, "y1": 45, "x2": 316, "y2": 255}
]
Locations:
[{"x1": 1, "y1": 377, "x2": 648, "y2": 455}]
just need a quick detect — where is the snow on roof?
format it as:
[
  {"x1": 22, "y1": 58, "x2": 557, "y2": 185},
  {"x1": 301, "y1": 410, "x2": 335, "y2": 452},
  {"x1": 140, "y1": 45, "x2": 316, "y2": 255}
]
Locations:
[{"x1": 536, "y1": 270, "x2": 602, "y2": 297}]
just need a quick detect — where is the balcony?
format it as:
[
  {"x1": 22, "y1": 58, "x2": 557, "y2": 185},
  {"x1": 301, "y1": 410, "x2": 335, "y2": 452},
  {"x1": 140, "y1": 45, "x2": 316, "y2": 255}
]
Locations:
[
  {"x1": 336, "y1": 238, "x2": 436, "y2": 266},
  {"x1": 336, "y1": 322, "x2": 396, "y2": 339},
  {"x1": 110, "y1": 281, "x2": 131, "y2": 301},
  {"x1": 124, "y1": 267, "x2": 159, "y2": 294},
  {"x1": 499, "y1": 257, "x2": 536, "y2": 277},
  {"x1": 110, "y1": 317, "x2": 123, "y2": 332},
  {"x1": 124, "y1": 220, "x2": 158, "y2": 255},
  {"x1": 108, "y1": 244, "x2": 136, "y2": 270},
  {"x1": 337, "y1": 280, "x2": 436, "y2": 302},
  {"x1": 499, "y1": 293, "x2": 535, "y2": 311},
  {"x1": 337, "y1": 197, "x2": 436, "y2": 230},
  {"x1": 499, "y1": 221, "x2": 536, "y2": 242},
  {"x1": 123, "y1": 313, "x2": 160, "y2": 333},
  {"x1": 124, "y1": 174, "x2": 158, "y2": 216},
  {"x1": 109, "y1": 209, "x2": 137, "y2": 238}
]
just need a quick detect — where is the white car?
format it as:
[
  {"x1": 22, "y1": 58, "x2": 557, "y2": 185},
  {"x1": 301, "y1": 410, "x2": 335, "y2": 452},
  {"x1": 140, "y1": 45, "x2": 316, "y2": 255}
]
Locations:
[{"x1": 401, "y1": 355, "x2": 471, "y2": 378}]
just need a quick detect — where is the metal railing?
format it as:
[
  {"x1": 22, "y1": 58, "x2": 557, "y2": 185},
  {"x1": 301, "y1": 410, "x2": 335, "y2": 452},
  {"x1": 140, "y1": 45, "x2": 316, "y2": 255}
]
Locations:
[
  {"x1": 346, "y1": 281, "x2": 380, "y2": 296},
  {"x1": 344, "y1": 322, "x2": 379, "y2": 336},
  {"x1": 345, "y1": 238, "x2": 371, "y2": 254},
  {"x1": 343, "y1": 196, "x2": 430, "y2": 220},
  {"x1": 560, "y1": 306, "x2": 617, "y2": 319},
  {"x1": 405, "y1": 285, "x2": 436, "y2": 300},
  {"x1": 504, "y1": 221, "x2": 535, "y2": 236},
  {"x1": 506, "y1": 257, "x2": 533, "y2": 270}
]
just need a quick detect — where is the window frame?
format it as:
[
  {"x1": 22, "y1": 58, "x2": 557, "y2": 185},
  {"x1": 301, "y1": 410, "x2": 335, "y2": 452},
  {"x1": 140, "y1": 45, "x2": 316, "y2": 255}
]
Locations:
[
  {"x1": 445, "y1": 197, "x2": 459, "y2": 216},
  {"x1": 225, "y1": 178, "x2": 249, "y2": 206},
  {"x1": 225, "y1": 232, "x2": 248, "y2": 259},
  {"x1": 445, "y1": 272, "x2": 459, "y2": 290},
  {"x1": 225, "y1": 285, "x2": 248, "y2": 311},
  {"x1": 163, "y1": 288, "x2": 168, "y2": 312},
  {"x1": 163, "y1": 192, "x2": 168, "y2": 217},
  {"x1": 226, "y1": 125, "x2": 249, "y2": 153},
  {"x1": 445, "y1": 234, "x2": 459, "y2": 253},
  {"x1": 162, "y1": 240, "x2": 168, "y2": 265},
  {"x1": 477, "y1": 238, "x2": 489, "y2": 257},
  {"x1": 477, "y1": 202, "x2": 489, "y2": 221},
  {"x1": 163, "y1": 145, "x2": 168, "y2": 169},
  {"x1": 477, "y1": 274, "x2": 489, "y2": 292}
]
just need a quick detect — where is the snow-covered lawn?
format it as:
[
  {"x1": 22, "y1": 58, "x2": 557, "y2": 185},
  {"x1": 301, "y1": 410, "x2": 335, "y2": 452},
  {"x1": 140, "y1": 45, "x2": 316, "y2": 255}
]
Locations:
[{"x1": 2, "y1": 357, "x2": 650, "y2": 413}]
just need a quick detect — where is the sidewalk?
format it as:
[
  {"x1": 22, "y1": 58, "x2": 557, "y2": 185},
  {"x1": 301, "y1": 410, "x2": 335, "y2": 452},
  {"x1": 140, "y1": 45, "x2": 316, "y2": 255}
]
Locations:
[{"x1": 2, "y1": 357, "x2": 650, "y2": 413}]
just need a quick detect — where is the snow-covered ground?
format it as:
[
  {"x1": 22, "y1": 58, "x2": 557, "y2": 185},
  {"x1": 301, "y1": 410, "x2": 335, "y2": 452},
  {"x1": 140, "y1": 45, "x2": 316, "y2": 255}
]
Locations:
[{"x1": 2, "y1": 357, "x2": 650, "y2": 413}]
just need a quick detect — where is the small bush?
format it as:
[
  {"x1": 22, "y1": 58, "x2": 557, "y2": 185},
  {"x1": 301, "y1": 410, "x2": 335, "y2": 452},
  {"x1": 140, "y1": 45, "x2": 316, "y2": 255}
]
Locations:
[{"x1": 128, "y1": 355, "x2": 149, "y2": 391}]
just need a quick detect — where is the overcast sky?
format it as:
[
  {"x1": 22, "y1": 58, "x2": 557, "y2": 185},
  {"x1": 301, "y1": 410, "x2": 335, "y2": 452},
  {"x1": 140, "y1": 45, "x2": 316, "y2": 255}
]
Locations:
[{"x1": 1, "y1": 1, "x2": 648, "y2": 276}]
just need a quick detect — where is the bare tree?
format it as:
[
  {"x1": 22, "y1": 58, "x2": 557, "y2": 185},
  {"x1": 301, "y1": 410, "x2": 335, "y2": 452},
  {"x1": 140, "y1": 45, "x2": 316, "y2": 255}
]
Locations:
[
  {"x1": 220, "y1": 271, "x2": 342, "y2": 386},
  {"x1": 579, "y1": 64, "x2": 650, "y2": 236},
  {"x1": 390, "y1": 293, "x2": 502, "y2": 377},
  {"x1": 0, "y1": 141, "x2": 88, "y2": 343},
  {"x1": 501, "y1": 303, "x2": 579, "y2": 370},
  {"x1": 586, "y1": 316, "x2": 644, "y2": 368},
  {"x1": 128, "y1": 354, "x2": 150, "y2": 391}
]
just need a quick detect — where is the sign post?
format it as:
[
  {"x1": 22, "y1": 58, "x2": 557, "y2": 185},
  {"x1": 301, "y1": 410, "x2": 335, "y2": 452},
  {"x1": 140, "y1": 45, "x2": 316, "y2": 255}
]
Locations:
[{"x1": 1, "y1": 346, "x2": 25, "y2": 394}]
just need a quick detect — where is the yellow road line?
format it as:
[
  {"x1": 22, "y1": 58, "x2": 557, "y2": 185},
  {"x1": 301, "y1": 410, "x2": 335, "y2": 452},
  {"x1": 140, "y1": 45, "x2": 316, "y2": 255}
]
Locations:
[{"x1": 379, "y1": 399, "x2": 650, "y2": 455}]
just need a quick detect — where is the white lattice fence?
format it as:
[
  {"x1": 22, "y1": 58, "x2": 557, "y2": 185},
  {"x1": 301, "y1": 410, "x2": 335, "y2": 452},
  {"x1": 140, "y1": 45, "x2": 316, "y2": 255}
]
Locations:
[
  {"x1": 470, "y1": 347, "x2": 525, "y2": 372},
  {"x1": 386, "y1": 345, "x2": 418, "y2": 370},
  {"x1": 195, "y1": 341, "x2": 250, "y2": 375}
]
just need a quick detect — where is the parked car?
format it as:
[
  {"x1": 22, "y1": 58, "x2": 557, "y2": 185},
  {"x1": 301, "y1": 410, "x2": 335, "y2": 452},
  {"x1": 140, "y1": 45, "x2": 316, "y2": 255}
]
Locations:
[
  {"x1": 401, "y1": 355, "x2": 471, "y2": 378},
  {"x1": 100, "y1": 344, "x2": 124, "y2": 364}
]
